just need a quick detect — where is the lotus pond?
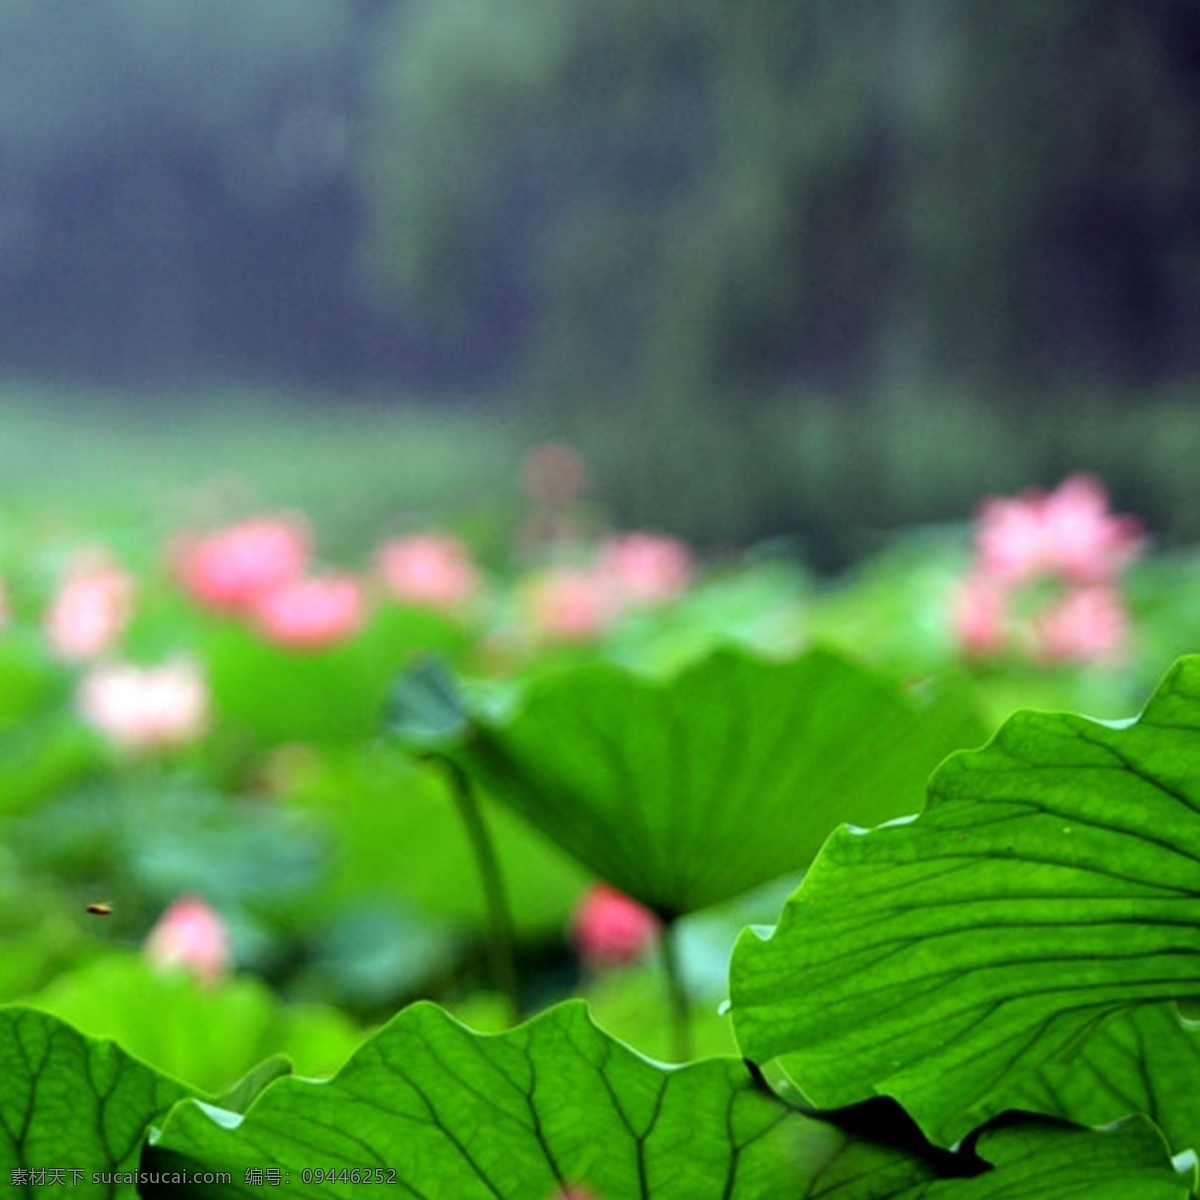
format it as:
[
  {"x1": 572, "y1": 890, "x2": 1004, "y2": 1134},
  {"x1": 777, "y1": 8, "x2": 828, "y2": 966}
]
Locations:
[{"x1": 3, "y1": 456, "x2": 1200, "y2": 1198}]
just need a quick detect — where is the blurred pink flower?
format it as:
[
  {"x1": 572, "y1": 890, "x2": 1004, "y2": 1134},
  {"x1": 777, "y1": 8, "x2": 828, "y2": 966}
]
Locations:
[
  {"x1": 527, "y1": 569, "x2": 615, "y2": 642},
  {"x1": 1036, "y1": 475, "x2": 1143, "y2": 584},
  {"x1": 376, "y1": 534, "x2": 480, "y2": 609},
  {"x1": 174, "y1": 514, "x2": 310, "y2": 613},
  {"x1": 977, "y1": 475, "x2": 1142, "y2": 585},
  {"x1": 952, "y1": 572, "x2": 1010, "y2": 659},
  {"x1": 44, "y1": 548, "x2": 136, "y2": 662},
  {"x1": 598, "y1": 533, "x2": 691, "y2": 605},
  {"x1": 572, "y1": 884, "x2": 658, "y2": 967},
  {"x1": 1034, "y1": 585, "x2": 1130, "y2": 665},
  {"x1": 975, "y1": 493, "x2": 1048, "y2": 583},
  {"x1": 250, "y1": 573, "x2": 366, "y2": 650},
  {"x1": 77, "y1": 658, "x2": 209, "y2": 753},
  {"x1": 144, "y1": 895, "x2": 231, "y2": 986}
]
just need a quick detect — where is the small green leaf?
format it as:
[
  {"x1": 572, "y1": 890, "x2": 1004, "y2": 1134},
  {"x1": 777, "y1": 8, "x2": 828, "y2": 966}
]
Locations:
[
  {"x1": 392, "y1": 647, "x2": 984, "y2": 916},
  {"x1": 0, "y1": 1006, "x2": 192, "y2": 1194},
  {"x1": 389, "y1": 655, "x2": 471, "y2": 745},
  {"x1": 730, "y1": 655, "x2": 1200, "y2": 1144}
]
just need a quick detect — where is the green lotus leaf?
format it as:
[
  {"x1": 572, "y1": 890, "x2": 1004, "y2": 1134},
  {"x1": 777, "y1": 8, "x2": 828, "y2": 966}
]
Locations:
[
  {"x1": 147, "y1": 999, "x2": 882, "y2": 1198},
  {"x1": 730, "y1": 655, "x2": 1200, "y2": 1144},
  {"x1": 926, "y1": 1118, "x2": 1190, "y2": 1199},
  {"x1": 392, "y1": 647, "x2": 985, "y2": 916},
  {"x1": 1003, "y1": 1003, "x2": 1200, "y2": 1158},
  {"x1": 0, "y1": 1006, "x2": 192, "y2": 1196},
  {"x1": 145, "y1": 1003, "x2": 1195, "y2": 1200},
  {"x1": 144, "y1": 1001, "x2": 1189, "y2": 1199}
]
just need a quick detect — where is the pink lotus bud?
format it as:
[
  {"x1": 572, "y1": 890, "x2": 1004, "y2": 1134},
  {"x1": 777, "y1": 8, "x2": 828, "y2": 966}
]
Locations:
[
  {"x1": 144, "y1": 895, "x2": 231, "y2": 986},
  {"x1": 597, "y1": 533, "x2": 691, "y2": 604},
  {"x1": 173, "y1": 514, "x2": 310, "y2": 613},
  {"x1": 44, "y1": 548, "x2": 136, "y2": 662},
  {"x1": 250, "y1": 573, "x2": 366, "y2": 650},
  {"x1": 571, "y1": 884, "x2": 658, "y2": 967},
  {"x1": 77, "y1": 658, "x2": 209, "y2": 753},
  {"x1": 526, "y1": 569, "x2": 616, "y2": 642},
  {"x1": 951, "y1": 572, "x2": 1010, "y2": 659},
  {"x1": 522, "y1": 441, "x2": 589, "y2": 506},
  {"x1": 376, "y1": 534, "x2": 480, "y2": 609},
  {"x1": 1033, "y1": 585, "x2": 1130, "y2": 665}
]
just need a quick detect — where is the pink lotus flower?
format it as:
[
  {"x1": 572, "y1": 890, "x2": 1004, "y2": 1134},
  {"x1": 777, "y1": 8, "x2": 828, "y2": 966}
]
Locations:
[
  {"x1": 376, "y1": 534, "x2": 480, "y2": 610},
  {"x1": 250, "y1": 573, "x2": 366, "y2": 650},
  {"x1": 572, "y1": 884, "x2": 658, "y2": 967},
  {"x1": 956, "y1": 476, "x2": 1144, "y2": 665},
  {"x1": 1033, "y1": 585, "x2": 1130, "y2": 665},
  {"x1": 144, "y1": 895, "x2": 231, "y2": 986},
  {"x1": 174, "y1": 514, "x2": 310, "y2": 613},
  {"x1": 1036, "y1": 476, "x2": 1144, "y2": 584},
  {"x1": 952, "y1": 572, "x2": 1010, "y2": 659},
  {"x1": 526, "y1": 569, "x2": 615, "y2": 642},
  {"x1": 977, "y1": 475, "x2": 1142, "y2": 586},
  {"x1": 598, "y1": 532, "x2": 691, "y2": 604},
  {"x1": 43, "y1": 548, "x2": 136, "y2": 662},
  {"x1": 77, "y1": 658, "x2": 209, "y2": 753}
]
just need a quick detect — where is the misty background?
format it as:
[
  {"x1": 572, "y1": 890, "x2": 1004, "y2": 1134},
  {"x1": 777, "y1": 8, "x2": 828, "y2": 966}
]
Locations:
[{"x1": 3, "y1": 0, "x2": 1200, "y2": 566}]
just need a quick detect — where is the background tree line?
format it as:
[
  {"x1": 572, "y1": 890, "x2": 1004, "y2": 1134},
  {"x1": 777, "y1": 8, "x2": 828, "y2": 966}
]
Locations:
[{"x1": 2, "y1": 1, "x2": 1199, "y2": 557}]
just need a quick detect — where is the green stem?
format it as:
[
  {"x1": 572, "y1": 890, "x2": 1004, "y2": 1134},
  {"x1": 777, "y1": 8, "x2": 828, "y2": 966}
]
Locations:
[
  {"x1": 435, "y1": 756, "x2": 521, "y2": 1024},
  {"x1": 659, "y1": 918, "x2": 691, "y2": 1062}
]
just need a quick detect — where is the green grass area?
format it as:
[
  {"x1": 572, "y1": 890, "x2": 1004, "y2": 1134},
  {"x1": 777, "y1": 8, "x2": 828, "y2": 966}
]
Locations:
[
  {"x1": 4, "y1": 378, "x2": 1200, "y2": 571},
  {"x1": 0, "y1": 382, "x2": 528, "y2": 561}
]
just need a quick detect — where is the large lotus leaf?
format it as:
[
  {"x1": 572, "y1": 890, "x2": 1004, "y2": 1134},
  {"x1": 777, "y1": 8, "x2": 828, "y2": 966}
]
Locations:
[
  {"x1": 923, "y1": 1119, "x2": 1190, "y2": 1199},
  {"x1": 392, "y1": 647, "x2": 985, "y2": 916},
  {"x1": 282, "y1": 741, "x2": 588, "y2": 941},
  {"x1": 1002, "y1": 1003, "x2": 1200, "y2": 1158},
  {"x1": 730, "y1": 655, "x2": 1200, "y2": 1145},
  {"x1": 141, "y1": 1000, "x2": 1188, "y2": 1200},
  {"x1": 0, "y1": 1006, "x2": 192, "y2": 1196},
  {"x1": 146, "y1": 999, "x2": 887, "y2": 1198}
]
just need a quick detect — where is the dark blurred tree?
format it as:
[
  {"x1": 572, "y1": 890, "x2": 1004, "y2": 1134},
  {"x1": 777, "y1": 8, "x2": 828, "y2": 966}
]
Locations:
[
  {"x1": 360, "y1": 1, "x2": 1200, "y2": 501},
  {"x1": 886, "y1": 1, "x2": 1200, "y2": 389}
]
